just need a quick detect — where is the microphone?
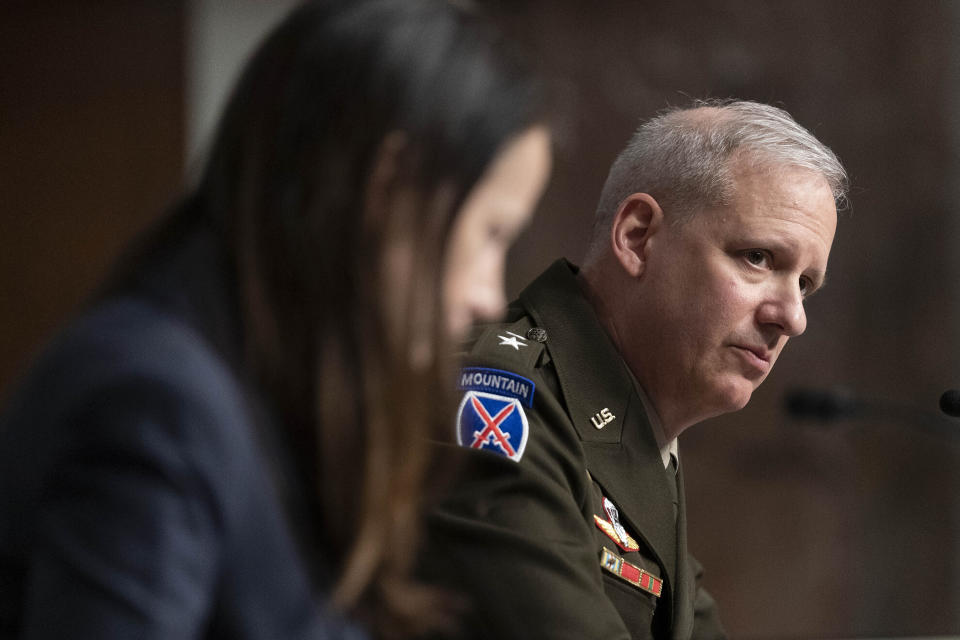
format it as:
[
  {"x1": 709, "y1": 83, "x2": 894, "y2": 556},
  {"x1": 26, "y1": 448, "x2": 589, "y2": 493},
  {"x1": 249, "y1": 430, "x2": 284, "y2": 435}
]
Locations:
[
  {"x1": 784, "y1": 387, "x2": 863, "y2": 421},
  {"x1": 784, "y1": 386, "x2": 960, "y2": 438},
  {"x1": 940, "y1": 389, "x2": 960, "y2": 418}
]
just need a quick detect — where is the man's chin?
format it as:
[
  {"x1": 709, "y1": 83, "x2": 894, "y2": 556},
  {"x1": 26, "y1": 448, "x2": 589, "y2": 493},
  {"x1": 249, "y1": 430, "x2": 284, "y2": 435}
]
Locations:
[
  {"x1": 681, "y1": 378, "x2": 757, "y2": 428},
  {"x1": 713, "y1": 381, "x2": 755, "y2": 415}
]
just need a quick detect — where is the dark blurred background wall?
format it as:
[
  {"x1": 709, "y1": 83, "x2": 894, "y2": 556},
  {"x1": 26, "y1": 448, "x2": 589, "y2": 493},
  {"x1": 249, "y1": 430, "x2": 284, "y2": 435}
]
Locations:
[
  {"x1": 0, "y1": 1, "x2": 185, "y2": 390},
  {"x1": 1, "y1": 2, "x2": 958, "y2": 638}
]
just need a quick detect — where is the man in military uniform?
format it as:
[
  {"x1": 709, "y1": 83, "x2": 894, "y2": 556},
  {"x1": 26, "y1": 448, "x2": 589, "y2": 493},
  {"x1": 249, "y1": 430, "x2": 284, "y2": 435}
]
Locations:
[{"x1": 421, "y1": 100, "x2": 848, "y2": 639}]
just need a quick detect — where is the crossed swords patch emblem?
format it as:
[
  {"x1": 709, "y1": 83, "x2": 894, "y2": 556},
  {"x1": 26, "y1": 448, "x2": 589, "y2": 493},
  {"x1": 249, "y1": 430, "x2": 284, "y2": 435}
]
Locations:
[{"x1": 456, "y1": 390, "x2": 529, "y2": 462}]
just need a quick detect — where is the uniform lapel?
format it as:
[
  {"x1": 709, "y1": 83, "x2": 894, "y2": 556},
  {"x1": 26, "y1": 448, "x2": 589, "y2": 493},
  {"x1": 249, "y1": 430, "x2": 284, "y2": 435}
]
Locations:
[{"x1": 519, "y1": 259, "x2": 679, "y2": 599}]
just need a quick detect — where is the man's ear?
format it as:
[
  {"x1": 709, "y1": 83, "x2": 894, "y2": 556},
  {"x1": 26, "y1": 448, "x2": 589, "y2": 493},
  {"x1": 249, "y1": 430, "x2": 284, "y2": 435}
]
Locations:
[{"x1": 610, "y1": 193, "x2": 664, "y2": 278}]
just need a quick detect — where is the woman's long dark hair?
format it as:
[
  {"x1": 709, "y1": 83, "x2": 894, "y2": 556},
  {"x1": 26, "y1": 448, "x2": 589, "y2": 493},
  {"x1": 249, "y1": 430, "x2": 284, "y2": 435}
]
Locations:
[{"x1": 191, "y1": 0, "x2": 543, "y2": 635}]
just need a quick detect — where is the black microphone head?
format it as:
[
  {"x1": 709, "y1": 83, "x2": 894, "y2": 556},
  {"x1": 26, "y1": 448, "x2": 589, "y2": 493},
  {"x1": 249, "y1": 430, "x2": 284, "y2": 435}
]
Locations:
[
  {"x1": 939, "y1": 389, "x2": 960, "y2": 418},
  {"x1": 784, "y1": 387, "x2": 861, "y2": 421}
]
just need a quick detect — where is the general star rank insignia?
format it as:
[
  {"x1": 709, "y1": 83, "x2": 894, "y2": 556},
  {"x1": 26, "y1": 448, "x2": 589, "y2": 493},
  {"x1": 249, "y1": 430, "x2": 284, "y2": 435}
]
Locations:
[
  {"x1": 456, "y1": 390, "x2": 529, "y2": 462},
  {"x1": 594, "y1": 497, "x2": 639, "y2": 552},
  {"x1": 600, "y1": 547, "x2": 664, "y2": 598},
  {"x1": 497, "y1": 331, "x2": 528, "y2": 351}
]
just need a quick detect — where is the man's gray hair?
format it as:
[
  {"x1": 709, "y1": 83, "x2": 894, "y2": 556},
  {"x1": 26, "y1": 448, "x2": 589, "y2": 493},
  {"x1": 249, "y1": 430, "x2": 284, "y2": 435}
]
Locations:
[{"x1": 587, "y1": 99, "x2": 848, "y2": 258}]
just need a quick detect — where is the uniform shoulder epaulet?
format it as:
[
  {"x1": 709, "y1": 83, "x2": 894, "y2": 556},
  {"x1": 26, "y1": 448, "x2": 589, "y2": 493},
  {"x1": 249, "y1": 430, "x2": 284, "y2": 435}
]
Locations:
[{"x1": 464, "y1": 316, "x2": 546, "y2": 372}]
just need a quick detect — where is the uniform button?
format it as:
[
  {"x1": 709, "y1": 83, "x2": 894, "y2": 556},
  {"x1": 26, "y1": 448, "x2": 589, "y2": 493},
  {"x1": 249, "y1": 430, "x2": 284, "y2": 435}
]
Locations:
[{"x1": 526, "y1": 327, "x2": 547, "y2": 343}]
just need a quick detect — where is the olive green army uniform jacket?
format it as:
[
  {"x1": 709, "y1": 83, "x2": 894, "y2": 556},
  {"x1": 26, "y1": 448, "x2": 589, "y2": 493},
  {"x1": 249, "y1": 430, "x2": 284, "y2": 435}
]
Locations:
[{"x1": 422, "y1": 259, "x2": 726, "y2": 640}]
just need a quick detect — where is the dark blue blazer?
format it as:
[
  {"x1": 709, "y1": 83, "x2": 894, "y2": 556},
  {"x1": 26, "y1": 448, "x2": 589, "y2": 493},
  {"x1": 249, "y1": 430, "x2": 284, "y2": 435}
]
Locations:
[{"x1": 0, "y1": 214, "x2": 366, "y2": 639}]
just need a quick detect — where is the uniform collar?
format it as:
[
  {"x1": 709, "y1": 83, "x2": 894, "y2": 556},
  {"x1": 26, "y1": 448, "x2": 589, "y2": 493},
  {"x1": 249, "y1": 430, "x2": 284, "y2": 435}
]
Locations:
[{"x1": 518, "y1": 259, "x2": 635, "y2": 443}]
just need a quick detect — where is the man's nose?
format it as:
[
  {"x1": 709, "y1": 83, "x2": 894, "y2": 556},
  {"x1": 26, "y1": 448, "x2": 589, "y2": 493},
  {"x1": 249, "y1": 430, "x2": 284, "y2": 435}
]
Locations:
[{"x1": 756, "y1": 280, "x2": 807, "y2": 337}]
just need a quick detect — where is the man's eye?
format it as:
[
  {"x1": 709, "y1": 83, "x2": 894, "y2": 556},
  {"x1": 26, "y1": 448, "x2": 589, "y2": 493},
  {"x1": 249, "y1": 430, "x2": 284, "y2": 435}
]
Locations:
[
  {"x1": 799, "y1": 276, "x2": 812, "y2": 297},
  {"x1": 744, "y1": 250, "x2": 769, "y2": 267}
]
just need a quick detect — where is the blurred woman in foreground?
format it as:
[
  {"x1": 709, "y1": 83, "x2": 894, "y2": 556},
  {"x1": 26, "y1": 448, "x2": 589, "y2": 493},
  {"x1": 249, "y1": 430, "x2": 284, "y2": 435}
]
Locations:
[{"x1": 0, "y1": 1, "x2": 551, "y2": 637}]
